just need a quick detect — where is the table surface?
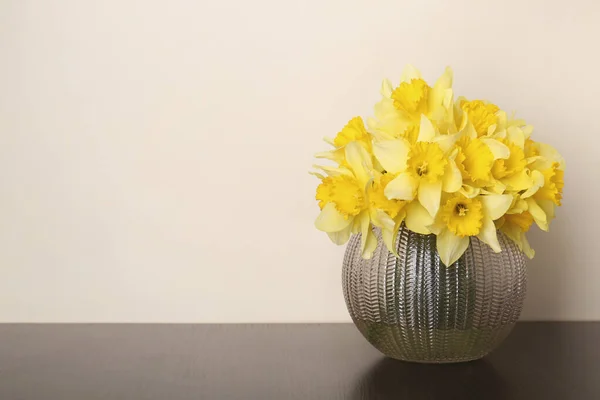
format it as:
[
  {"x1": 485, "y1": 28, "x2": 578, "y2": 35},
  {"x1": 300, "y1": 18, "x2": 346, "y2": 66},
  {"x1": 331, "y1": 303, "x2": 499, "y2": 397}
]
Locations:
[{"x1": 0, "y1": 322, "x2": 598, "y2": 399}]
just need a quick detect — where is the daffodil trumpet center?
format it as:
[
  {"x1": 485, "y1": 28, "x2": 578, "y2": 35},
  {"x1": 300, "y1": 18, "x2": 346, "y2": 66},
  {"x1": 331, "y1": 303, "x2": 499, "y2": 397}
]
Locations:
[
  {"x1": 416, "y1": 161, "x2": 429, "y2": 177},
  {"x1": 441, "y1": 196, "x2": 484, "y2": 237},
  {"x1": 455, "y1": 203, "x2": 468, "y2": 217},
  {"x1": 407, "y1": 142, "x2": 447, "y2": 182}
]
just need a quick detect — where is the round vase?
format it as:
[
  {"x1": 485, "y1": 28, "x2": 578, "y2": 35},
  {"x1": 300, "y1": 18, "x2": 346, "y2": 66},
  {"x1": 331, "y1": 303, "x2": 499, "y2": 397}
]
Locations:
[{"x1": 342, "y1": 224, "x2": 527, "y2": 363}]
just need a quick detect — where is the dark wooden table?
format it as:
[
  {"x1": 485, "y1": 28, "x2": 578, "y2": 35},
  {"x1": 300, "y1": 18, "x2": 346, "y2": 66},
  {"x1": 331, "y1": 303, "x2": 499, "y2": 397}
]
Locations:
[{"x1": 0, "y1": 322, "x2": 598, "y2": 399}]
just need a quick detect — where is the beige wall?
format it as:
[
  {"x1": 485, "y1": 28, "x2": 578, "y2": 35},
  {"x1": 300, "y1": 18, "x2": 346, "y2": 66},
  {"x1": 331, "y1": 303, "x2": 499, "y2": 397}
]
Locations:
[{"x1": 0, "y1": 0, "x2": 597, "y2": 321}]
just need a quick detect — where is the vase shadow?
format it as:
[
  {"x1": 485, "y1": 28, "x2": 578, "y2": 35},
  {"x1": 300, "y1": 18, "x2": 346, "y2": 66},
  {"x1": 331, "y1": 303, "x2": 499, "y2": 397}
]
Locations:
[{"x1": 350, "y1": 357, "x2": 509, "y2": 400}]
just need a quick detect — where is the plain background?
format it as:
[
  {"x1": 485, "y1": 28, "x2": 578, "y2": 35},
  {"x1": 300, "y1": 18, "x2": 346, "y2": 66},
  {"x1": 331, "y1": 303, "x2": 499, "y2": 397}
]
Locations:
[{"x1": 0, "y1": 0, "x2": 597, "y2": 322}]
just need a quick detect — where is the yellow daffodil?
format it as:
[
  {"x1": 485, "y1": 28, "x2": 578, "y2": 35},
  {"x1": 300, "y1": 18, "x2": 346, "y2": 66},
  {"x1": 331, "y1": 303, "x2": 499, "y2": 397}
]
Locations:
[
  {"x1": 453, "y1": 119, "x2": 511, "y2": 190},
  {"x1": 391, "y1": 77, "x2": 430, "y2": 121},
  {"x1": 482, "y1": 119, "x2": 540, "y2": 192},
  {"x1": 368, "y1": 66, "x2": 455, "y2": 141},
  {"x1": 313, "y1": 142, "x2": 406, "y2": 258},
  {"x1": 496, "y1": 199, "x2": 536, "y2": 258},
  {"x1": 459, "y1": 99, "x2": 500, "y2": 137},
  {"x1": 455, "y1": 136, "x2": 496, "y2": 185},
  {"x1": 491, "y1": 138, "x2": 529, "y2": 190},
  {"x1": 375, "y1": 116, "x2": 462, "y2": 228},
  {"x1": 392, "y1": 65, "x2": 455, "y2": 124},
  {"x1": 315, "y1": 117, "x2": 373, "y2": 168},
  {"x1": 368, "y1": 173, "x2": 407, "y2": 254},
  {"x1": 314, "y1": 142, "x2": 375, "y2": 258},
  {"x1": 490, "y1": 110, "x2": 534, "y2": 143},
  {"x1": 521, "y1": 159, "x2": 564, "y2": 231},
  {"x1": 524, "y1": 138, "x2": 539, "y2": 158},
  {"x1": 431, "y1": 193, "x2": 513, "y2": 266},
  {"x1": 367, "y1": 79, "x2": 411, "y2": 141}
]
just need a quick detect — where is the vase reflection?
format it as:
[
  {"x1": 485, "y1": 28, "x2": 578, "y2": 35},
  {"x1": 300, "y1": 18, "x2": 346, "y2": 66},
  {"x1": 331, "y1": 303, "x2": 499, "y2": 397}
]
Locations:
[{"x1": 351, "y1": 357, "x2": 509, "y2": 400}]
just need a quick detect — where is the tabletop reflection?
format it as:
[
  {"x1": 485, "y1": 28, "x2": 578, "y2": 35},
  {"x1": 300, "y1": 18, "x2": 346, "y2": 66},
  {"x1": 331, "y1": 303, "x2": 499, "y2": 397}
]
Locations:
[{"x1": 351, "y1": 357, "x2": 510, "y2": 400}]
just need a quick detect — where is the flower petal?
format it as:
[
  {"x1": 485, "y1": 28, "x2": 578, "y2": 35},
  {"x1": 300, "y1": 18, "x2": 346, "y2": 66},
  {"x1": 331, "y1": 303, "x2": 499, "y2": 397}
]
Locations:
[
  {"x1": 323, "y1": 137, "x2": 336, "y2": 146},
  {"x1": 429, "y1": 67, "x2": 453, "y2": 114},
  {"x1": 520, "y1": 232, "x2": 535, "y2": 259},
  {"x1": 380, "y1": 212, "x2": 404, "y2": 257},
  {"x1": 537, "y1": 199, "x2": 556, "y2": 225},
  {"x1": 507, "y1": 198, "x2": 528, "y2": 214},
  {"x1": 400, "y1": 65, "x2": 422, "y2": 83},
  {"x1": 345, "y1": 142, "x2": 373, "y2": 186},
  {"x1": 312, "y1": 164, "x2": 353, "y2": 177},
  {"x1": 481, "y1": 138, "x2": 510, "y2": 160},
  {"x1": 418, "y1": 180, "x2": 442, "y2": 217},
  {"x1": 417, "y1": 114, "x2": 436, "y2": 142},
  {"x1": 373, "y1": 139, "x2": 410, "y2": 174},
  {"x1": 385, "y1": 172, "x2": 417, "y2": 201},
  {"x1": 350, "y1": 215, "x2": 362, "y2": 234},
  {"x1": 428, "y1": 220, "x2": 446, "y2": 235},
  {"x1": 405, "y1": 201, "x2": 433, "y2": 234},
  {"x1": 502, "y1": 169, "x2": 532, "y2": 191},
  {"x1": 366, "y1": 120, "x2": 396, "y2": 141},
  {"x1": 360, "y1": 212, "x2": 377, "y2": 259},
  {"x1": 461, "y1": 120, "x2": 478, "y2": 139},
  {"x1": 477, "y1": 217, "x2": 501, "y2": 252},
  {"x1": 526, "y1": 198, "x2": 548, "y2": 231},
  {"x1": 326, "y1": 224, "x2": 352, "y2": 245},
  {"x1": 314, "y1": 151, "x2": 336, "y2": 160},
  {"x1": 520, "y1": 170, "x2": 545, "y2": 199},
  {"x1": 371, "y1": 209, "x2": 395, "y2": 231},
  {"x1": 429, "y1": 66, "x2": 453, "y2": 112},
  {"x1": 314, "y1": 148, "x2": 346, "y2": 166},
  {"x1": 381, "y1": 79, "x2": 394, "y2": 97},
  {"x1": 437, "y1": 230, "x2": 470, "y2": 266},
  {"x1": 442, "y1": 159, "x2": 462, "y2": 193},
  {"x1": 480, "y1": 194, "x2": 513, "y2": 220},
  {"x1": 315, "y1": 203, "x2": 353, "y2": 232},
  {"x1": 459, "y1": 185, "x2": 480, "y2": 198},
  {"x1": 361, "y1": 229, "x2": 378, "y2": 259},
  {"x1": 506, "y1": 126, "x2": 525, "y2": 149},
  {"x1": 487, "y1": 180, "x2": 507, "y2": 194},
  {"x1": 501, "y1": 221, "x2": 521, "y2": 244},
  {"x1": 537, "y1": 142, "x2": 566, "y2": 169},
  {"x1": 433, "y1": 132, "x2": 461, "y2": 153},
  {"x1": 502, "y1": 222, "x2": 535, "y2": 258}
]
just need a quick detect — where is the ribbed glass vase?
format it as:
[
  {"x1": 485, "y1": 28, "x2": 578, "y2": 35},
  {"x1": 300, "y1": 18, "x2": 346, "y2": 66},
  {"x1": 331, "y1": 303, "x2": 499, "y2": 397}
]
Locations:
[{"x1": 342, "y1": 224, "x2": 527, "y2": 363}]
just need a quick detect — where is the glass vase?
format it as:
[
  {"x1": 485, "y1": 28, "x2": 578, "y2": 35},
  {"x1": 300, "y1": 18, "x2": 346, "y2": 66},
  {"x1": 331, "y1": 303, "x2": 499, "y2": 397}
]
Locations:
[{"x1": 342, "y1": 224, "x2": 527, "y2": 363}]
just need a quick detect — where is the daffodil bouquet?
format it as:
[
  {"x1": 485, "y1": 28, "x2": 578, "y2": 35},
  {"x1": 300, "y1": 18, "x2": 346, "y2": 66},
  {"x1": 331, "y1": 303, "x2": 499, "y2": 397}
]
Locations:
[{"x1": 311, "y1": 66, "x2": 564, "y2": 266}]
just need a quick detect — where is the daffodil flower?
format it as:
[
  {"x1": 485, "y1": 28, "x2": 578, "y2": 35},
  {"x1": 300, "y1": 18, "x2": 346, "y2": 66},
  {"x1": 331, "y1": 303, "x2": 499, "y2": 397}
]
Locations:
[
  {"x1": 368, "y1": 65, "x2": 455, "y2": 140},
  {"x1": 429, "y1": 193, "x2": 513, "y2": 266},
  {"x1": 367, "y1": 79, "x2": 410, "y2": 141},
  {"x1": 374, "y1": 116, "x2": 462, "y2": 229},
  {"x1": 452, "y1": 118, "x2": 511, "y2": 189},
  {"x1": 496, "y1": 197, "x2": 536, "y2": 258},
  {"x1": 315, "y1": 117, "x2": 373, "y2": 169},
  {"x1": 391, "y1": 65, "x2": 454, "y2": 125},
  {"x1": 313, "y1": 142, "x2": 405, "y2": 259},
  {"x1": 520, "y1": 154, "x2": 564, "y2": 231},
  {"x1": 458, "y1": 99, "x2": 500, "y2": 137},
  {"x1": 481, "y1": 120, "x2": 540, "y2": 192}
]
